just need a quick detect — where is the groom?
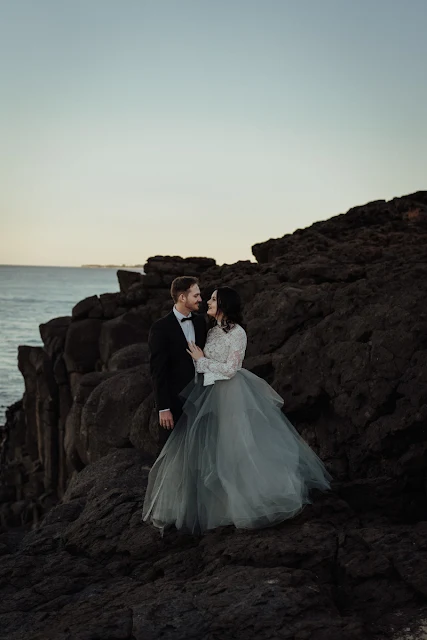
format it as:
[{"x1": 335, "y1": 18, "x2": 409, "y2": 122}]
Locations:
[{"x1": 148, "y1": 276, "x2": 207, "y2": 432}]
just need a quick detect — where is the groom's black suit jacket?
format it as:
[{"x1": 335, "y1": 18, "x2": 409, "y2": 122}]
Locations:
[{"x1": 148, "y1": 310, "x2": 208, "y2": 421}]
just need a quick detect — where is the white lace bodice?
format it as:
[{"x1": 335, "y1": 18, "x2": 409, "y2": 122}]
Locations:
[{"x1": 196, "y1": 324, "x2": 247, "y2": 386}]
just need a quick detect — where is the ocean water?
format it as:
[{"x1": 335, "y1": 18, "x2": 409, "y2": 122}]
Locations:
[{"x1": 0, "y1": 265, "x2": 141, "y2": 422}]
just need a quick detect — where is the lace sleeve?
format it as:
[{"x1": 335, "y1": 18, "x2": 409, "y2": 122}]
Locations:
[{"x1": 196, "y1": 327, "x2": 247, "y2": 379}]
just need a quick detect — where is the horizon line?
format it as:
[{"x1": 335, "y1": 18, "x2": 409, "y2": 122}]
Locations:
[{"x1": 0, "y1": 263, "x2": 146, "y2": 269}]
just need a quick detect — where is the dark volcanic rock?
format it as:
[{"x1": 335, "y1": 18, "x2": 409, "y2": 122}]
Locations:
[
  {"x1": 2, "y1": 194, "x2": 427, "y2": 638},
  {"x1": 64, "y1": 318, "x2": 102, "y2": 373},
  {"x1": 1, "y1": 451, "x2": 427, "y2": 639},
  {"x1": 252, "y1": 192, "x2": 427, "y2": 265},
  {"x1": 64, "y1": 371, "x2": 118, "y2": 469},
  {"x1": 130, "y1": 391, "x2": 162, "y2": 458},
  {"x1": 144, "y1": 255, "x2": 216, "y2": 275},
  {"x1": 143, "y1": 255, "x2": 217, "y2": 288},
  {"x1": 122, "y1": 281, "x2": 149, "y2": 306},
  {"x1": 81, "y1": 366, "x2": 152, "y2": 462},
  {"x1": 107, "y1": 343, "x2": 150, "y2": 371},
  {"x1": 71, "y1": 295, "x2": 103, "y2": 320},
  {"x1": 117, "y1": 268, "x2": 144, "y2": 293},
  {"x1": 98, "y1": 308, "x2": 153, "y2": 364},
  {"x1": 99, "y1": 291, "x2": 125, "y2": 319},
  {"x1": 39, "y1": 316, "x2": 72, "y2": 359},
  {"x1": 240, "y1": 192, "x2": 427, "y2": 523}
]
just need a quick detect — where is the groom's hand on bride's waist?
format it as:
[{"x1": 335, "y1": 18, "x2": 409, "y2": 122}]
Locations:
[{"x1": 159, "y1": 410, "x2": 174, "y2": 429}]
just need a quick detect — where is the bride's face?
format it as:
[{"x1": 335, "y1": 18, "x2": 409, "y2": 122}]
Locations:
[{"x1": 207, "y1": 291, "x2": 219, "y2": 318}]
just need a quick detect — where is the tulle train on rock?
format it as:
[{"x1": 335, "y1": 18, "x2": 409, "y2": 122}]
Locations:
[{"x1": 142, "y1": 369, "x2": 331, "y2": 534}]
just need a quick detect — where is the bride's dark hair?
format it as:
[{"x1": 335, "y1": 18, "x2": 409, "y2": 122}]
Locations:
[{"x1": 215, "y1": 286, "x2": 244, "y2": 332}]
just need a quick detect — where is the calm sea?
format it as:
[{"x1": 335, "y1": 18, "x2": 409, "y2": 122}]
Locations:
[{"x1": 0, "y1": 266, "x2": 142, "y2": 423}]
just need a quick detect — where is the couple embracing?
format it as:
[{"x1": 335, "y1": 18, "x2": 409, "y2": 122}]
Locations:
[{"x1": 142, "y1": 276, "x2": 331, "y2": 535}]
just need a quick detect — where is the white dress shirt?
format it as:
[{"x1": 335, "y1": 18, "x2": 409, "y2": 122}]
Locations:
[{"x1": 173, "y1": 306, "x2": 196, "y2": 344}]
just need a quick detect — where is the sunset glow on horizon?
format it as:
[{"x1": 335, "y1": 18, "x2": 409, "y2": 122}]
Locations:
[{"x1": 1, "y1": 0, "x2": 426, "y2": 267}]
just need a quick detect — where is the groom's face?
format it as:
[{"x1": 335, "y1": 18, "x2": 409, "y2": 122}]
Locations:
[{"x1": 183, "y1": 284, "x2": 202, "y2": 312}]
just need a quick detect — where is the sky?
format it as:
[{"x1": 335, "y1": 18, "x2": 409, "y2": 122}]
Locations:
[{"x1": 0, "y1": 0, "x2": 426, "y2": 267}]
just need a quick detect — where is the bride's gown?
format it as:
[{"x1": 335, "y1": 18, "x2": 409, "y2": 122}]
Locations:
[{"x1": 142, "y1": 324, "x2": 331, "y2": 534}]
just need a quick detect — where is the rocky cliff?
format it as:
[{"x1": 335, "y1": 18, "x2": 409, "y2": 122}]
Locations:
[{"x1": 1, "y1": 192, "x2": 427, "y2": 639}]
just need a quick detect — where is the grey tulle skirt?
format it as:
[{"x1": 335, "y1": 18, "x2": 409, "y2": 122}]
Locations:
[{"x1": 142, "y1": 369, "x2": 331, "y2": 534}]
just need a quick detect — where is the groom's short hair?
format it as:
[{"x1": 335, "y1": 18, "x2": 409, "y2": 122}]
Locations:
[{"x1": 171, "y1": 276, "x2": 199, "y2": 302}]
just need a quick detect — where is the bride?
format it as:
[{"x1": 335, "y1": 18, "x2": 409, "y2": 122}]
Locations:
[{"x1": 142, "y1": 286, "x2": 331, "y2": 534}]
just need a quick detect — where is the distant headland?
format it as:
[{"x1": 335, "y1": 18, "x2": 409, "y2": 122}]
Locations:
[{"x1": 81, "y1": 264, "x2": 145, "y2": 269}]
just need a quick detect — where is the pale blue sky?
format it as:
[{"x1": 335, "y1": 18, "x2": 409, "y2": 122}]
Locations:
[{"x1": 1, "y1": 0, "x2": 426, "y2": 266}]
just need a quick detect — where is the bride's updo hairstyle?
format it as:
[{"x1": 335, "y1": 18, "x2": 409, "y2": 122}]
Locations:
[{"x1": 216, "y1": 287, "x2": 244, "y2": 333}]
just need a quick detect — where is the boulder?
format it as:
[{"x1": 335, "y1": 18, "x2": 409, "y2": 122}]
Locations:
[
  {"x1": 39, "y1": 316, "x2": 71, "y2": 360},
  {"x1": 144, "y1": 255, "x2": 216, "y2": 276},
  {"x1": 117, "y1": 269, "x2": 144, "y2": 293},
  {"x1": 71, "y1": 295, "x2": 103, "y2": 320},
  {"x1": 122, "y1": 282, "x2": 149, "y2": 305},
  {"x1": 81, "y1": 366, "x2": 152, "y2": 462},
  {"x1": 99, "y1": 292, "x2": 124, "y2": 319},
  {"x1": 107, "y1": 343, "x2": 150, "y2": 371},
  {"x1": 129, "y1": 391, "x2": 161, "y2": 459},
  {"x1": 99, "y1": 308, "x2": 153, "y2": 364},
  {"x1": 64, "y1": 371, "x2": 118, "y2": 470},
  {"x1": 63, "y1": 319, "x2": 102, "y2": 374}
]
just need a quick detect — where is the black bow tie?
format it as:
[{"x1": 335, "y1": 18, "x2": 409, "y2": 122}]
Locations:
[{"x1": 181, "y1": 316, "x2": 194, "y2": 323}]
